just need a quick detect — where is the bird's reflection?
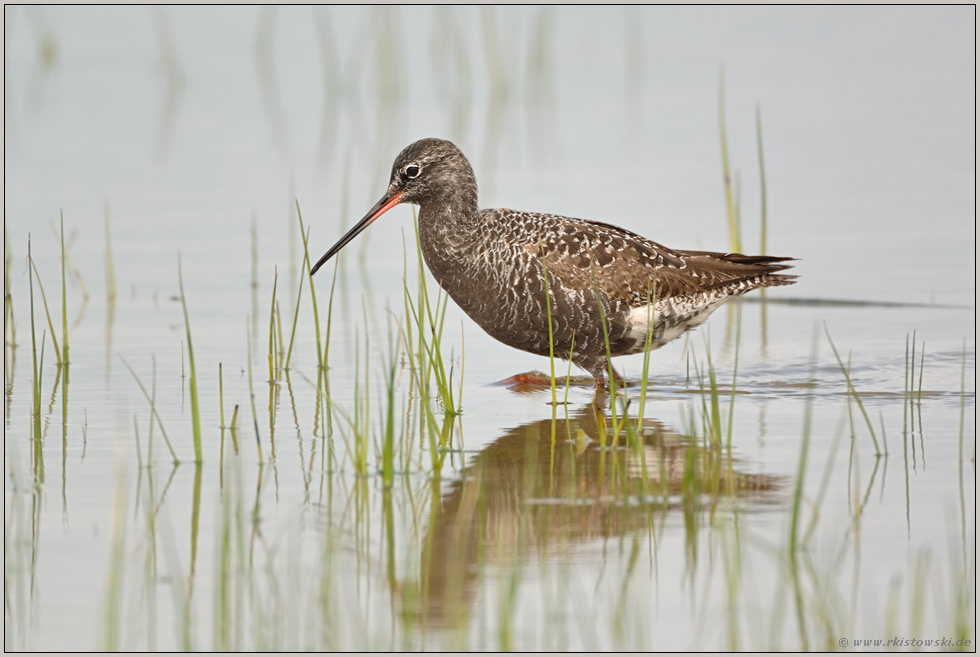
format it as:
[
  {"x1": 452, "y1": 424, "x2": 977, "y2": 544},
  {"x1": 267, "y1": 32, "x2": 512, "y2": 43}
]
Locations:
[{"x1": 404, "y1": 405, "x2": 786, "y2": 630}]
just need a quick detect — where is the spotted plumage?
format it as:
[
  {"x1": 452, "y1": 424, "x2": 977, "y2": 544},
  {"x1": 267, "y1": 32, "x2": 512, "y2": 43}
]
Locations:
[{"x1": 312, "y1": 138, "x2": 796, "y2": 387}]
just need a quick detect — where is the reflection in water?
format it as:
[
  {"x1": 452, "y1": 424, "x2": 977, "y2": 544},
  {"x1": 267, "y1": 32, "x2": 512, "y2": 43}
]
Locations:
[
  {"x1": 407, "y1": 407, "x2": 785, "y2": 629},
  {"x1": 3, "y1": 338, "x2": 13, "y2": 431},
  {"x1": 4, "y1": 448, "x2": 44, "y2": 652}
]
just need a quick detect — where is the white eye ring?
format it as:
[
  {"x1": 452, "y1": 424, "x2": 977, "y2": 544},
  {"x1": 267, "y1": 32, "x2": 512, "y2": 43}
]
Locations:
[{"x1": 405, "y1": 164, "x2": 420, "y2": 178}]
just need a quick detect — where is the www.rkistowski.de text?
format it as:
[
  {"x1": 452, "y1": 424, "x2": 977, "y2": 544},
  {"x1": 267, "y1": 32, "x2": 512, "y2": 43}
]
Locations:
[{"x1": 839, "y1": 636, "x2": 972, "y2": 649}]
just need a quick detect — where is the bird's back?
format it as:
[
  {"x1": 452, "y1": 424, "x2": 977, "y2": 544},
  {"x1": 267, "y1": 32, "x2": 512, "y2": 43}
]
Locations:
[{"x1": 419, "y1": 207, "x2": 795, "y2": 369}]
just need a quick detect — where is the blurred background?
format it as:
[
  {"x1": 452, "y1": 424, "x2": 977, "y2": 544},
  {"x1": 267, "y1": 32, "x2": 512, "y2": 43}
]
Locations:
[{"x1": 6, "y1": 5, "x2": 974, "y2": 307}]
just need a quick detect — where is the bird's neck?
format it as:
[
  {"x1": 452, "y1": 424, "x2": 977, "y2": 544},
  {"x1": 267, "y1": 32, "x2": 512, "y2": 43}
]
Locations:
[
  {"x1": 417, "y1": 191, "x2": 481, "y2": 284},
  {"x1": 418, "y1": 179, "x2": 481, "y2": 236}
]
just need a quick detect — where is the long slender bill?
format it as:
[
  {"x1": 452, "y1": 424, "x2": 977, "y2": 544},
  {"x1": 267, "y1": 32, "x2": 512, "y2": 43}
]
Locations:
[{"x1": 310, "y1": 192, "x2": 404, "y2": 275}]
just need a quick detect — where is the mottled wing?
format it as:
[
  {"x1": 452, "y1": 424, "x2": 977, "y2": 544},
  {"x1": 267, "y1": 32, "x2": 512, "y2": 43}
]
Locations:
[
  {"x1": 510, "y1": 212, "x2": 795, "y2": 308},
  {"x1": 673, "y1": 249, "x2": 797, "y2": 293}
]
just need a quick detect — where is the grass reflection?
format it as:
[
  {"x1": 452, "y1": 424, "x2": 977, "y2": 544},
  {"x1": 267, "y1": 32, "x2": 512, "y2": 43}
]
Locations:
[{"x1": 408, "y1": 406, "x2": 786, "y2": 633}]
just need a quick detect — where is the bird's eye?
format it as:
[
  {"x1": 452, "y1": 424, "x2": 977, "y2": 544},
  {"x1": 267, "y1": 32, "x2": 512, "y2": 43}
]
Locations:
[{"x1": 404, "y1": 165, "x2": 420, "y2": 179}]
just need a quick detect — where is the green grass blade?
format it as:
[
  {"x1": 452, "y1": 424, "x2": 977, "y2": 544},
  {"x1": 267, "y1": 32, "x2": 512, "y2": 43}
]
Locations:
[
  {"x1": 177, "y1": 254, "x2": 202, "y2": 463},
  {"x1": 539, "y1": 239, "x2": 558, "y2": 404},
  {"x1": 104, "y1": 198, "x2": 116, "y2": 300},
  {"x1": 246, "y1": 319, "x2": 264, "y2": 464},
  {"x1": 28, "y1": 259, "x2": 62, "y2": 365},
  {"x1": 268, "y1": 267, "x2": 279, "y2": 382},
  {"x1": 121, "y1": 356, "x2": 179, "y2": 464},
  {"x1": 824, "y1": 324, "x2": 881, "y2": 455},
  {"x1": 60, "y1": 212, "x2": 69, "y2": 366}
]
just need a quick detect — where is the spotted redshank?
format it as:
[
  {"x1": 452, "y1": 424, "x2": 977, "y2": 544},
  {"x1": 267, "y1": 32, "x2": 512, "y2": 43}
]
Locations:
[{"x1": 311, "y1": 138, "x2": 796, "y2": 387}]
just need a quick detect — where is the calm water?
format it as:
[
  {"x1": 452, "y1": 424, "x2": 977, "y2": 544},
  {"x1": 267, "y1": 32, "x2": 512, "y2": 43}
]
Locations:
[{"x1": 5, "y1": 6, "x2": 975, "y2": 651}]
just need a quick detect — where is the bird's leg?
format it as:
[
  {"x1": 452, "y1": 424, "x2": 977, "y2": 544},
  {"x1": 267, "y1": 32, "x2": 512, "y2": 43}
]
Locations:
[
  {"x1": 590, "y1": 384, "x2": 608, "y2": 408},
  {"x1": 582, "y1": 357, "x2": 626, "y2": 390},
  {"x1": 606, "y1": 363, "x2": 627, "y2": 389}
]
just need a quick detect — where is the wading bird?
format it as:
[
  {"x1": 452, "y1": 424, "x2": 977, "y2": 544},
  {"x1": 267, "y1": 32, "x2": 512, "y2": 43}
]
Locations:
[{"x1": 311, "y1": 139, "x2": 795, "y2": 387}]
